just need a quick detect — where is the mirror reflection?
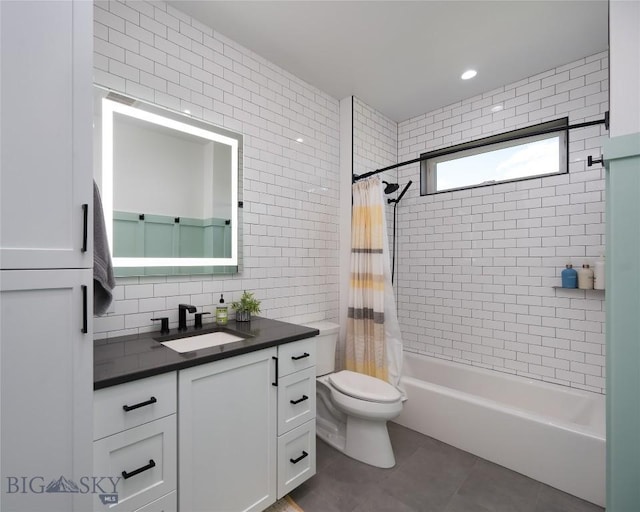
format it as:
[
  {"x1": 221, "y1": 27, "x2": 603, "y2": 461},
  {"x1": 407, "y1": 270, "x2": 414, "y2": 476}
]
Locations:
[{"x1": 94, "y1": 88, "x2": 242, "y2": 275}]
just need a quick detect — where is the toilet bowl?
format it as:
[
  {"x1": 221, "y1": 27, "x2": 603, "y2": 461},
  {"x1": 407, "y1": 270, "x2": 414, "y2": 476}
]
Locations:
[{"x1": 305, "y1": 321, "x2": 403, "y2": 469}]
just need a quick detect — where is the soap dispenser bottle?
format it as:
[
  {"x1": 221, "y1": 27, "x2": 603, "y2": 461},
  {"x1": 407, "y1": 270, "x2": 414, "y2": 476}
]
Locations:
[
  {"x1": 578, "y1": 264, "x2": 594, "y2": 290},
  {"x1": 216, "y1": 294, "x2": 228, "y2": 325},
  {"x1": 561, "y1": 264, "x2": 578, "y2": 288}
]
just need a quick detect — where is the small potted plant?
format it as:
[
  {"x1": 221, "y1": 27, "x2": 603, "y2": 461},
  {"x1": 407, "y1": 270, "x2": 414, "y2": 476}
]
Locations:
[{"x1": 231, "y1": 290, "x2": 261, "y2": 322}]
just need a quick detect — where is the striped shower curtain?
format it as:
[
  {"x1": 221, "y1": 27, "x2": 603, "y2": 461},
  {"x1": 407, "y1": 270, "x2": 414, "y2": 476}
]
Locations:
[{"x1": 345, "y1": 177, "x2": 391, "y2": 382}]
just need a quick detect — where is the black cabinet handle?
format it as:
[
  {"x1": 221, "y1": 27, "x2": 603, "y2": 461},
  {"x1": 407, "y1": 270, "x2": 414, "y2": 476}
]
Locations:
[
  {"x1": 290, "y1": 451, "x2": 308, "y2": 464},
  {"x1": 81, "y1": 203, "x2": 88, "y2": 253},
  {"x1": 272, "y1": 357, "x2": 278, "y2": 386},
  {"x1": 291, "y1": 353, "x2": 310, "y2": 361},
  {"x1": 122, "y1": 396, "x2": 157, "y2": 412},
  {"x1": 81, "y1": 285, "x2": 88, "y2": 334},
  {"x1": 121, "y1": 459, "x2": 155, "y2": 480},
  {"x1": 290, "y1": 395, "x2": 308, "y2": 405}
]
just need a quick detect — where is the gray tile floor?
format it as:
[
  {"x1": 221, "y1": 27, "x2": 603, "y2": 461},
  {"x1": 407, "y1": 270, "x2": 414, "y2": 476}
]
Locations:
[{"x1": 290, "y1": 422, "x2": 604, "y2": 512}]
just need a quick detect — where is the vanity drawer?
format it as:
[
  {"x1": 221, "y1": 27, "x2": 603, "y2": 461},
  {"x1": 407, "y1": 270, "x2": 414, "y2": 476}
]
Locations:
[
  {"x1": 278, "y1": 366, "x2": 316, "y2": 435},
  {"x1": 277, "y1": 420, "x2": 316, "y2": 499},
  {"x1": 94, "y1": 372, "x2": 177, "y2": 440},
  {"x1": 93, "y1": 415, "x2": 177, "y2": 512},
  {"x1": 278, "y1": 339, "x2": 316, "y2": 377}
]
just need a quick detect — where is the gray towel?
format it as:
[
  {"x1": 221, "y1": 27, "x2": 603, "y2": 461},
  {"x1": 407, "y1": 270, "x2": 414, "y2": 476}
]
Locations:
[{"x1": 94, "y1": 181, "x2": 116, "y2": 315}]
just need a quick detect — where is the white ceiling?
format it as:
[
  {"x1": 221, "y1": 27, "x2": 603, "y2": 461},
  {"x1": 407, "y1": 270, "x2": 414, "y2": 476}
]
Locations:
[{"x1": 170, "y1": 1, "x2": 608, "y2": 122}]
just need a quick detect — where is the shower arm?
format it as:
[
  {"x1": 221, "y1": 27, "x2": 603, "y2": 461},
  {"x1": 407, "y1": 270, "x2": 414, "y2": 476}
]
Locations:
[
  {"x1": 388, "y1": 180, "x2": 413, "y2": 205},
  {"x1": 388, "y1": 180, "x2": 412, "y2": 284}
]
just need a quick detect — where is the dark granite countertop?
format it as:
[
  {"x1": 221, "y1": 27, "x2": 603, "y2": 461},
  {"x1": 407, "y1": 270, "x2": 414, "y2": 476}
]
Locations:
[{"x1": 94, "y1": 316, "x2": 319, "y2": 390}]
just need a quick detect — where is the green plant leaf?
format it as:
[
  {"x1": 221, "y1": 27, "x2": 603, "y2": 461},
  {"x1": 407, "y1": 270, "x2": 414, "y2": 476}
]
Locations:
[{"x1": 230, "y1": 290, "x2": 261, "y2": 314}]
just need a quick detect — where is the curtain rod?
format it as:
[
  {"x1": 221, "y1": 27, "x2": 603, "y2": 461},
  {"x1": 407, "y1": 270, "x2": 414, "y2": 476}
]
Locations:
[{"x1": 352, "y1": 111, "x2": 609, "y2": 183}]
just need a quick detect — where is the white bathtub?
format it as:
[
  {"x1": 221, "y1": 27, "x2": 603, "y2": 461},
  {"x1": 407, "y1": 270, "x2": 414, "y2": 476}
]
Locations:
[{"x1": 395, "y1": 352, "x2": 605, "y2": 507}]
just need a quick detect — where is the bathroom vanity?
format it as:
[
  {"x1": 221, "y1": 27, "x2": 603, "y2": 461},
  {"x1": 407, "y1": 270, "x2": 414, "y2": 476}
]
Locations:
[{"x1": 93, "y1": 317, "x2": 318, "y2": 512}]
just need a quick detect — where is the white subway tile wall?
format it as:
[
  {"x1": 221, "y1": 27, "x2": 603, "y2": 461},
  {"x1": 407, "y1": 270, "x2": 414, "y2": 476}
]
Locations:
[
  {"x1": 395, "y1": 52, "x2": 608, "y2": 393},
  {"x1": 93, "y1": 1, "x2": 340, "y2": 338},
  {"x1": 353, "y1": 97, "x2": 397, "y2": 177},
  {"x1": 352, "y1": 97, "x2": 399, "y2": 244}
]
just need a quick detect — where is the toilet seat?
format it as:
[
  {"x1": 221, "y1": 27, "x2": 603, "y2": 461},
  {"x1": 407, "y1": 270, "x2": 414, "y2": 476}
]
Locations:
[{"x1": 329, "y1": 370, "x2": 402, "y2": 403}]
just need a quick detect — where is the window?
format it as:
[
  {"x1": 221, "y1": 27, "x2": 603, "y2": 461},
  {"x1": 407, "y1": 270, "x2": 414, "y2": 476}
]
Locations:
[{"x1": 420, "y1": 118, "x2": 568, "y2": 195}]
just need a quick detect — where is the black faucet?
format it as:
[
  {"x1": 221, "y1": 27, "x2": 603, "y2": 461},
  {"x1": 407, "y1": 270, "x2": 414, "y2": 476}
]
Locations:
[{"x1": 178, "y1": 304, "x2": 197, "y2": 331}]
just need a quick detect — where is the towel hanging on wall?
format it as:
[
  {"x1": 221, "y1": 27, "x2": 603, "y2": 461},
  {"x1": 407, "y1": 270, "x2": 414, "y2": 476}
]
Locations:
[{"x1": 93, "y1": 180, "x2": 116, "y2": 315}]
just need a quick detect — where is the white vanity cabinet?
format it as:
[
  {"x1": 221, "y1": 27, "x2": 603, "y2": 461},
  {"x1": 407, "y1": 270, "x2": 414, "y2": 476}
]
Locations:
[
  {"x1": 0, "y1": 2, "x2": 94, "y2": 511},
  {"x1": 93, "y1": 373, "x2": 177, "y2": 512},
  {"x1": 93, "y1": 336, "x2": 317, "y2": 512},
  {"x1": 179, "y1": 348, "x2": 278, "y2": 512},
  {"x1": 276, "y1": 339, "x2": 317, "y2": 498}
]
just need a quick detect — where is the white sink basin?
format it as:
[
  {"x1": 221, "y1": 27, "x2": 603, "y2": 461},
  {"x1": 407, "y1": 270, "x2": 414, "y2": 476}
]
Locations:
[{"x1": 160, "y1": 331, "x2": 245, "y2": 353}]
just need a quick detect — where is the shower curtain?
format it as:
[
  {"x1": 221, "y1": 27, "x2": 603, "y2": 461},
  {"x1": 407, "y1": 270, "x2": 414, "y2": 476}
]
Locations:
[{"x1": 346, "y1": 177, "x2": 403, "y2": 389}]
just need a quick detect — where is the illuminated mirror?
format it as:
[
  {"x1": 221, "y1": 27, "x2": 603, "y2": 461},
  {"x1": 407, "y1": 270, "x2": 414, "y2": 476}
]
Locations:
[{"x1": 94, "y1": 87, "x2": 242, "y2": 275}]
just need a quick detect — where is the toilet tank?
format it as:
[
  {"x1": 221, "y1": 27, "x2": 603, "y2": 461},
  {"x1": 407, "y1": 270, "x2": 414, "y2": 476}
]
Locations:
[{"x1": 304, "y1": 321, "x2": 340, "y2": 376}]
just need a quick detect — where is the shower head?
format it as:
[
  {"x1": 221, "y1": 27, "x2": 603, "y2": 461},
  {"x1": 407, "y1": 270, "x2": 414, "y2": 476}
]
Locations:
[
  {"x1": 387, "y1": 180, "x2": 413, "y2": 205},
  {"x1": 382, "y1": 181, "x2": 400, "y2": 194}
]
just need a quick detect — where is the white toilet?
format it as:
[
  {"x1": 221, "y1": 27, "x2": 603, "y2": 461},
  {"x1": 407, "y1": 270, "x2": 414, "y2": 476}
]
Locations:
[{"x1": 306, "y1": 321, "x2": 403, "y2": 468}]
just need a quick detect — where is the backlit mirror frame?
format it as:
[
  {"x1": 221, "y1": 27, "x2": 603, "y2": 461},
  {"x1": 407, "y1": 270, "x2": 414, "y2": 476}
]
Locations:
[{"x1": 100, "y1": 93, "x2": 240, "y2": 269}]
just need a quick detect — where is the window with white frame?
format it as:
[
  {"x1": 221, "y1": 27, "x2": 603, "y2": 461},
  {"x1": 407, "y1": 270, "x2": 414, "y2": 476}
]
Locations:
[{"x1": 420, "y1": 118, "x2": 568, "y2": 195}]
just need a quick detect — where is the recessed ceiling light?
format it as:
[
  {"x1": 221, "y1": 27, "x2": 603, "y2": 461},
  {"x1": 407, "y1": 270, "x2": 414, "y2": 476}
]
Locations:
[
  {"x1": 491, "y1": 105, "x2": 503, "y2": 113},
  {"x1": 295, "y1": 137, "x2": 304, "y2": 143},
  {"x1": 183, "y1": 109, "x2": 191, "y2": 115},
  {"x1": 461, "y1": 70, "x2": 477, "y2": 80}
]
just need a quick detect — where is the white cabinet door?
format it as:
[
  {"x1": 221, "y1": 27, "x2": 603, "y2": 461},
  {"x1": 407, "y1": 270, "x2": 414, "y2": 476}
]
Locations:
[
  {"x1": 0, "y1": 269, "x2": 93, "y2": 512},
  {"x1": 277, "y1": 367, "x2": 316, "y2": 435},
  {"x1": 94, "y1": 372, "x2": 177, "y2": 441},
  {"x1": 179, "y1": 348, "x2": 278, "y2": 512},
  {"x1": 277, "y1": 338, "x2": 316, "y2": 377},
  {"x1": 277, "y1": 421, "x2": 316, "y2": 499},
  {"x1": 93, "y1": 415, "x2": 177, "y2": 512},
  {"x1": 0, "y1": 0, "x2": 93, "y2": 270}
]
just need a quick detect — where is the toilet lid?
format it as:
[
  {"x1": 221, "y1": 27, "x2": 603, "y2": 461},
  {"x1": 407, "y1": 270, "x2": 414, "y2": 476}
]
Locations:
[{"x1": 329, "y1": 370, "x2": 402, "y2": 403}]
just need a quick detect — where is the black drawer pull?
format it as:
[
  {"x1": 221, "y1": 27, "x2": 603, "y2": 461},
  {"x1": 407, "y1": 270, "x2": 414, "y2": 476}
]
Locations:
[
  {"x1": 291, "y1": 353, "x2": 310, "y2": 361},
  {"x1": 122, "y1": 396, "x2": 157, "y2": 412},
  {"x1": 290, "y1": 451, "x2": 308, "y2": 464},
  {"x1": 290, "y1": 395, "x2": 309, "y2": 405},
  {"x1": 121, "y1": 459, "x2": 155, "y2": 480}
]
